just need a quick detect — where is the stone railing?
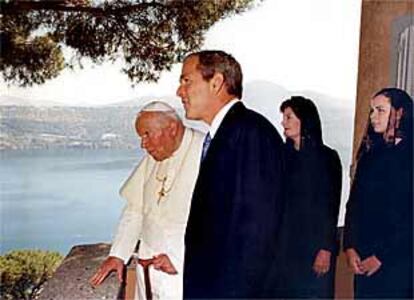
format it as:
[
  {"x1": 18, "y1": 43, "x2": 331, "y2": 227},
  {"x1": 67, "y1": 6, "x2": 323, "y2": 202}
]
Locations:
[
  {"x1": 38, "y1": 243, "x2": 136, "y2": 300},
  {"x1": 39, "y1": 232, "x2": 353, "y2": 299}
]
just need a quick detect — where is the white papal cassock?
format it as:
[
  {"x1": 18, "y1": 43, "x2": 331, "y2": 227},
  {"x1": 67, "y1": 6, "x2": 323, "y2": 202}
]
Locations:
[{"x1": 109, "y1": 128, "x2": 204, "y2": 299}]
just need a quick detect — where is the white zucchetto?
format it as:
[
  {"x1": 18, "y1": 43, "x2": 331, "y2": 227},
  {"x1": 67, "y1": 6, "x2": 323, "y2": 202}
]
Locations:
[{"x1": 140, "y1": 101, "x2": 175, "y2": 112}]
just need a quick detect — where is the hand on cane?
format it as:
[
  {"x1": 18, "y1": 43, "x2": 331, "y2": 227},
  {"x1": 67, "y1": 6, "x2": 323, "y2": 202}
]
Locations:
[
  {"x1": 345, "y1": 248, "x2": 364, "y2": 275},
  {"x1": 152, "y1": 254, "x2": 178, "y2": 275}
]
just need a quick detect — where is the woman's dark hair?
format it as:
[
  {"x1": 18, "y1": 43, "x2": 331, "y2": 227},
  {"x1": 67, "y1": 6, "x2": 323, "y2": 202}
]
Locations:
[
  {"x1": 280, "y1": 96, "x2": 323, "y2": 150},
  {"x1": 359, "y1": 87, "x2": 413, "y2": 156}
]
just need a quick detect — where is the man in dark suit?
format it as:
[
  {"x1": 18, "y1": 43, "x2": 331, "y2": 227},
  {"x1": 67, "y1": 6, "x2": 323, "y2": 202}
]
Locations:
[{"x1": 176, "y1": 50, "x2": 284, "y2": 298}]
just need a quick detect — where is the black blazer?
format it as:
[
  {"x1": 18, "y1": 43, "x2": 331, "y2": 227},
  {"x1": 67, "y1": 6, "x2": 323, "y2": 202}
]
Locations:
[{"x1": 184, "y1": 101, "x2": 284, "y2": 298}]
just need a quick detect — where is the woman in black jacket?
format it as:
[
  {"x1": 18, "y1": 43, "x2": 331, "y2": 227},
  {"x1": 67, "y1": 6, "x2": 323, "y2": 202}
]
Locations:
[
  {"x1": 344, "y1": 88, "x2": 413, "y2": 298},
  {"x1": 276, "y1": 96, "x2": 342, "y2": 298}
]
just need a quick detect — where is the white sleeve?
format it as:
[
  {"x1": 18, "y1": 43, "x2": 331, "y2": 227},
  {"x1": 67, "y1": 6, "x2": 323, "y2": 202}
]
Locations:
[
  {"x1": 109, "y1": 156, "x2": 149, "y2": 263},
  {"x1": 164, "y1": 230, "x2": 185, "y2": 275}
]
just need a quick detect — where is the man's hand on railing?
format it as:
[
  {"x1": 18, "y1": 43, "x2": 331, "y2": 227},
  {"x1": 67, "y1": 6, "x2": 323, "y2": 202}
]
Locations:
[{"x1": 89, "y1": 256, "x2": 124, "y2": 287}]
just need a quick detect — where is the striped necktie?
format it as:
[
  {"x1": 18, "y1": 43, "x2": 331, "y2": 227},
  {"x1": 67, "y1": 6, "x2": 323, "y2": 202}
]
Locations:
[{"x1": 201, "y1": 133, "x2": 212, "y2": 161}]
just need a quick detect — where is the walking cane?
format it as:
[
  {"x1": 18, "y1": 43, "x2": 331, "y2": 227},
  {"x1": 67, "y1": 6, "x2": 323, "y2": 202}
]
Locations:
[{"x1": 138, "y1": 258, "x2": 154, "y2": 300}]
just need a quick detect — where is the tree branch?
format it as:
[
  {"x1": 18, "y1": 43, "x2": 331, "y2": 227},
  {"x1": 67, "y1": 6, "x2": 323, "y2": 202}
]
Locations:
[{"x1": 0, "y1": 0, "x2": 165, "y2": 16}]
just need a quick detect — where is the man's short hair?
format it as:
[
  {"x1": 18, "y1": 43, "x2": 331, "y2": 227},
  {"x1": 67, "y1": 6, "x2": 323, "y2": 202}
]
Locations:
[{"x1": 186, "y1": 50, "x2": 243, "y2": 99}]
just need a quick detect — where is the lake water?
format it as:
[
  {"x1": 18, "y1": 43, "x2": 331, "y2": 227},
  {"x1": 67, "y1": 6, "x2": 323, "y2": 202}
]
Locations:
[
  {"x1": 0, "y1": 147, "x2": 350, "y2": 256},
  {"x1": 0, "y1": 148, "x2": 144, "y2": 255}
]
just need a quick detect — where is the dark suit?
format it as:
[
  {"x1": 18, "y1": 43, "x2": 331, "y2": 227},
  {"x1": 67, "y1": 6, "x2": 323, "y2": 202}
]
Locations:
[{"x1": 183, "y1": 101, "x2": 284, "y2": 298}]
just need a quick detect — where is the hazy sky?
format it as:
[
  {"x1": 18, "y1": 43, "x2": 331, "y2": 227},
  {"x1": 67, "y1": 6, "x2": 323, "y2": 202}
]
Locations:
[{"x1": 2, "y1": 0, "x2": 362, "y2": 106}]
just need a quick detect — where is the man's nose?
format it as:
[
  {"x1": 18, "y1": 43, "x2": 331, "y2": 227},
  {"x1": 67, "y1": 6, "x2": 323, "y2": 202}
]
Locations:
[
  {"x1": 176, "y1": 85, "x2": 183, "y2": 98},
  {"x1": 140, "y1": 137, "x2": 147, "y2": 149}
]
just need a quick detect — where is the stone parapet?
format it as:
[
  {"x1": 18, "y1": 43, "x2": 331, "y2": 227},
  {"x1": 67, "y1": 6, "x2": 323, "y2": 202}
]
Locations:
[{"x1": 38, "y1": 243, "x2": 122, "y2": 300}]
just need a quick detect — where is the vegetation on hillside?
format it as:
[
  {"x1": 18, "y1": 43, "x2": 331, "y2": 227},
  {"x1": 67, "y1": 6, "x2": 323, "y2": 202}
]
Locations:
[{"x1": 0, "y1": 250, "x2": 63, "y2": 300}]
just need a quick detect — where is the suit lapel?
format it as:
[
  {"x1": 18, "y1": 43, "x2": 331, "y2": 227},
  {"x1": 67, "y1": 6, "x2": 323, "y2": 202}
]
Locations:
[{"x1": 201, "y1": 101, "x2": 245, "y2": 165}]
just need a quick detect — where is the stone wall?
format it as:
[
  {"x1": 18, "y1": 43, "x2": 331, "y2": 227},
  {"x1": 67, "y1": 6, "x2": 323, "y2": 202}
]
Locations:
[{"x1": 38, "y1": 244, "x2": 122, "y2": 300}]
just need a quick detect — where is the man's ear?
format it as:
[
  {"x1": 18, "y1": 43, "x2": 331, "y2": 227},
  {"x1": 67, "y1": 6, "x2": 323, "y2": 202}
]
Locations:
[{"x1": 210, "y1": 72, "x2": 225, "y2": 95}]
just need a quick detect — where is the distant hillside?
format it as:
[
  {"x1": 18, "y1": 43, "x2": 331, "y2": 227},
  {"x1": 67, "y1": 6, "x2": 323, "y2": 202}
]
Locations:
[
  {"x1": 1, "y1": 81, "x2": 354, "y2": 158},
  {"x1": 0, "y1": 106, "x2": 140, "y2": 150}
]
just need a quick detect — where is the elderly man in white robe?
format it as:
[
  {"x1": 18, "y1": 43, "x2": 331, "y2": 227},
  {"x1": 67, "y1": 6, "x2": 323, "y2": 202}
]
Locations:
[{"x1": 90, "y1": 101, "x2": 204, "y2": 299}]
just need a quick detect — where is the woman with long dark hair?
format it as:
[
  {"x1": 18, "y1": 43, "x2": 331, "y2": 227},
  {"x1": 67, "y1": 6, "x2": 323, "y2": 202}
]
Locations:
[
  {"x1": 344, "y1": 88, "x2": 413, "y2": 298},
  {"x1": 276, "y1": 96, "x2": 342, "y2": 298}
]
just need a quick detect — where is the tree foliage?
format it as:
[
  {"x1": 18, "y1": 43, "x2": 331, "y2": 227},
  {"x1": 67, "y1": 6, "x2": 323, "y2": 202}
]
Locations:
[
  {"x1": 0, "y1": 249, "x2": 63, "y2": 300},
  {"x1": 0, "y1": 0, "x2": 259, "y2": 87}
]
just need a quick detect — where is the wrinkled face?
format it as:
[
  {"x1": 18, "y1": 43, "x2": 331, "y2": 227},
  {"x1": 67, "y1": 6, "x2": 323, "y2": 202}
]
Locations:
[
  {"x1": 176, "y1": 56, "x2": 214, "y2": 122},
  {"x1": 136, "y1": 112, "x2": 175, "y2": 161},
  {"x1": 281, "y1": 107, "x2": 301, "y2": 141},
  {"x1": 370, "y1": 95, "x2": 391, "y2": 134}
]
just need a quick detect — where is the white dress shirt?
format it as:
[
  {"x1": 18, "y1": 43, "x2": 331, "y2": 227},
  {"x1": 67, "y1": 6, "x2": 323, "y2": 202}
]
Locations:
[{"x1": 208, "y1": 98, "x2": 239, "y2": 138}]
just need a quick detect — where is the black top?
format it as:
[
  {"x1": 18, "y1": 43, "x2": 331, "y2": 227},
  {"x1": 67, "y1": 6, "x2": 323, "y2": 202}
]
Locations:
[
  {"x1": 274, "y1": 143, "x2": 342, "y2": 297},
  {"x1": 280, "y1": 144, "x2": 342, "y2": 255},
  {"x1": 344, "y1": 139, "x2": 413, "y2": 261}
]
